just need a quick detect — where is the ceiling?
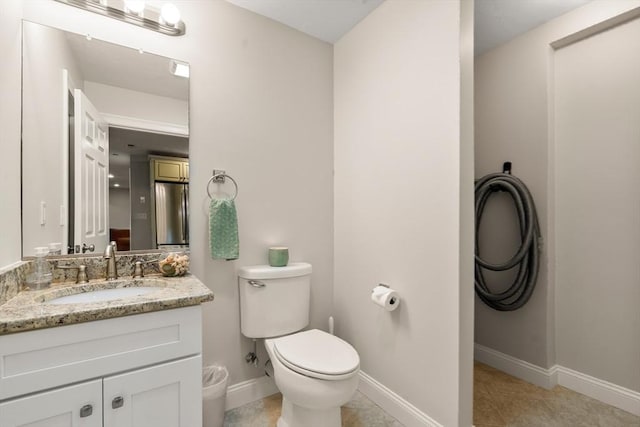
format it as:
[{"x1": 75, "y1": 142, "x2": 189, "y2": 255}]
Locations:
[
  {"x1": 224, "y1": 0, "x2": 592, "y2": 53},
  {"x1": 474, "y1": 0, "x2": 592, "y2": 55},
  {"x1": 225, "y1": 0, "x2": 384, "y2": 43}
]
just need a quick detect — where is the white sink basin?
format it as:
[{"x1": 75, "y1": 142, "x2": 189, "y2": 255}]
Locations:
[{"x1": 45, "y1": 287, "x2": 159, "y2": 305}]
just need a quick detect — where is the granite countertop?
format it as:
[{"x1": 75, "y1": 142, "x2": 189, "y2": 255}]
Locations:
[{"x1": 0, "y1": 274, "x2": 214, "y2": 335}]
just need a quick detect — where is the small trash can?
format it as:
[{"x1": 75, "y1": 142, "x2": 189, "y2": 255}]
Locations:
[{"x1": 203, "y1": 365, "x2": 229, "y2": 427}]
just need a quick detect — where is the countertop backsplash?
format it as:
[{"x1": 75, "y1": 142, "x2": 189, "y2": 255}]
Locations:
[
  {"x1": 0, "y1": 262, "x2": 30, "y2": 306},
  {"x1": 0, "y1": 251, "x2": 187, "y2": 304},
  {"x1": 44, "y1": 252, "x2": 167, "y2": 284}
]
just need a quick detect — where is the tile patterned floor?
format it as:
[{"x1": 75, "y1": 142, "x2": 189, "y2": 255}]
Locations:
[
  {"x1": 223, "y1": 391, "x2": 403, "y2": 427},
  {"x1": 474, "y1": 361, "x2": 640, "y2": 427},
  {"x1": 223, "y1": 363, "x2": 640, "y2": 426}
]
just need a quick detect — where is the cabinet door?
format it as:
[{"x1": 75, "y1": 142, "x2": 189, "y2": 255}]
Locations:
[
  {"x1": 0, "y1": 379, "x2": 102, "y2": 427},
  {"x1": 182, "y1": 163, "x2": 189, "y2": 182},
  {"x1": 104, "y1": 355, "x2": 201, "y2": 427},
  {"x1": 154, "y1": 159, "x2": 184, "y2": 182}
]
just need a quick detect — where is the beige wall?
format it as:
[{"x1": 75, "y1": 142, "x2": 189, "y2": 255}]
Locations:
[
  {"x1": 334, "y1": 1, "x2": 473, "y2": 425},
  {"x1": 475, "y1": 0, "x2": 640, "y2": 373},
  {"x1": 5, "y1": 0, "x2": 334, "y2": 387},
  {"x1": 554, "y1": 17, "x2": 640, "y2": 392},
  {"x1": 109, "y1": 187, "x2": 131, "y2": 230},
  {"x1": 0, "y1": 0, "x2": 24, "y2": 267},
  {"x1": 84, "y1": 82, "x2": 189, "y2": 131},
  {"x1": 185, "y1": 1, "x2": 335, "y2": 384}
]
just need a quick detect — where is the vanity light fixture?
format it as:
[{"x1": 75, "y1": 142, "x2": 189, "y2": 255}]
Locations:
[
  {"x1": 160, "y1": 3, "x2": 181, "y2": 26},
  {"x1": 170, "y1": 60, "x2": 190, "y2": 78},
  {"x1": 123, "y1": 0, "x2": 145, "y2": 16},
  {"x1": 53, "y1": 0, "x2": 186, "y2": 37}
]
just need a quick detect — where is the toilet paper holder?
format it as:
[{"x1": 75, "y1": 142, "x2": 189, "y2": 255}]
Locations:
[
  {"x1": 373, "y1": 283, "x2": 390, "y2": 292},
  {"x1": 371, "y1": 283, "x2": 399, "y2": 311}
]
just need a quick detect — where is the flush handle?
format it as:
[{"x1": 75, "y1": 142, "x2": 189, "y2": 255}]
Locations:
[
  {"x1": 112, "y1": 396, "x2": 124, "y2": 409},
  {"x1": 248, "y1": 280, "x2": 266, "y2": 288},
  {"x1": 79, "y1": 404, "x2": 93, "y2": 418}
]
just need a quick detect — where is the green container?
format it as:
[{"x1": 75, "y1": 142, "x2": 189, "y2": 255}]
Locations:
[{"x1": 268, "y1": 247, "x2": 289, "y2": 267}]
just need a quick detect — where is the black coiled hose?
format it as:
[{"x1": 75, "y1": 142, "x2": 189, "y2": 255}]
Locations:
[{"x1": 474, "y1": 173, "x2": 541, "y2": 311}]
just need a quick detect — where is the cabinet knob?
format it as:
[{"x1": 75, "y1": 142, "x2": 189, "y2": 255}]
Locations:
[
  {"x1": 80, "y1": 404, "x2": 93, "y2": 418},
  {"x1": 112, "y1": 396, "x2": 124, "y2": 409}
]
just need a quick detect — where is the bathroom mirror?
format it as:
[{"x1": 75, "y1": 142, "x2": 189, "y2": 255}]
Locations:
[{"x1": 21, "y1": 21, "x2": 189, "y2": 258}]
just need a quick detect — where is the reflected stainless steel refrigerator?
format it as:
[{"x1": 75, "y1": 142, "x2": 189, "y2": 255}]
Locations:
[{"x1": 154, "y1": 182, "x2": 189, "y2": 248}]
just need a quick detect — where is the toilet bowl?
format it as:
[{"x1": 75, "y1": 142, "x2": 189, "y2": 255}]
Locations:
[
  {"x1": 237, "y1": 263, "x2": 360, "y2": 427},
  {"x1": 265, "y1": 329, "x2": 359, "y2": 427}
]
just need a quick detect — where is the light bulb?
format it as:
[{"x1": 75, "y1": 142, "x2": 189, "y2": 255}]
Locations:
[
  {"x1": 170, "y1": 60, "x2": 189, "y2": 78},
  {"x1": 161, "y1": 3, "x2": 181, "y2": 26},
  {"x1": 124, "y1": 0, "x2": 145, "y2": 15}
]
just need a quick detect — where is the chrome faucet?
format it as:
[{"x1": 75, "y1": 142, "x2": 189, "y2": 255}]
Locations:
[{"x1": 104, "y1": 241, "x2": 118, "y2": 280}]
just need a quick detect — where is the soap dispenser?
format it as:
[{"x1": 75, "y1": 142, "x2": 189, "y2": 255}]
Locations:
[{"x1": 25, "y1": 247, "x2": 53, "y2": 290}]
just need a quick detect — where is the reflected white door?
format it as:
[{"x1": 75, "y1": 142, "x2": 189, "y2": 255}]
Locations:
[{"x1": 74, "y1": 89, "x2": 109, "y2": 254}]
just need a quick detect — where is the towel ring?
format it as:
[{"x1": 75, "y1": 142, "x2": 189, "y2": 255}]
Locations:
[{"x1": 207, "y1": 173, "x2": 238, "y2": 201}]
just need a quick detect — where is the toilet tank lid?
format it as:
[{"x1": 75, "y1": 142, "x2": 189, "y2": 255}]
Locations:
[{"x1": 238, "y1": 262, "x2": 312, "y2": 279}]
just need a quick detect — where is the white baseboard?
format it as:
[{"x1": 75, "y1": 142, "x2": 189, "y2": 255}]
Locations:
[
  {"x1": 225, "y1": 375, "x2": 279, "y2": 411},
  {"x1": 224, "y1": 371, "x2": 442, "y2": 425},
  {"x1": 474, "y1": 343, "x2": 557, "y2": 389},
  {"x1": 555, "y1": 366, "x2": 640, "y2": 416},
  {"x1": 357, "y1": 371, "x2": 442, "y2": 427},
  {"x1": 474, "y1": 343, "x2": 640, "y2": 416}
]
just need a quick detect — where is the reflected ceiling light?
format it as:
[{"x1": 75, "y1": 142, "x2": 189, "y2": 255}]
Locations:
[
  {"x1": 53, "y1": 0, "x2": 186, "y2": 37},
  {"x1": 108, "y1": 173, "x2": 115, "y2": 179},
  {"x1": 114, "y1": 183, "x2": 121, "y2": 187},
  {"x1": 170, "y1": 60, "x2": 190, "y2": 78},
  {"x1": 160, "y1": 3, "x2": 181, "y2": 26}
]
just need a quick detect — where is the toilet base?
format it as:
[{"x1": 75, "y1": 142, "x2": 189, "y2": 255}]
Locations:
[{"x1": 276, "y1": 397, "x2": 341, "y2": 427}]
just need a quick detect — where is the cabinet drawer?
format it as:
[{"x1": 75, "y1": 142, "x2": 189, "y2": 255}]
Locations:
[{"x1": 0, "y1": 306, "x2": 201, "y2": 400}]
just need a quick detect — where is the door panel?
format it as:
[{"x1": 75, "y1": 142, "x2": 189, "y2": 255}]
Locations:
[
  {"x1": 554, "y1": 17, "x2": 640, "y2": 392},
  {"x1": 74, "y1": 89, "x2": 109, "y2": 254},
  {"x1": 103, "y1": 355, "x2": 201, "y2": 427},
  {"x1": 0, "y1": 379, "x2": 102, "y2": 427}
]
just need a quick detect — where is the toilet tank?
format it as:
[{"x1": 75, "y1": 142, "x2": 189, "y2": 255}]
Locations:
[{"x1": 238, "y1": 263, "x2": 312, "y2": 339}]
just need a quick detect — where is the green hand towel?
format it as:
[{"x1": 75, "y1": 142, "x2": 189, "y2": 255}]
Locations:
[{"x1": 209, "y1": 198, "x2": 239, "y2": 260}]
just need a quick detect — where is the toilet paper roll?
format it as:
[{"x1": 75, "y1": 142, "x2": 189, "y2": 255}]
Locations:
[{"x1": 371, "y1": 285, "x2": 400, "y2": 311}]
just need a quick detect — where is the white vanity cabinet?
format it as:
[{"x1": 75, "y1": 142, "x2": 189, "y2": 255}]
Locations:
[{"x1": 0, "y1": 306, "x2": 203, "y2": 427}]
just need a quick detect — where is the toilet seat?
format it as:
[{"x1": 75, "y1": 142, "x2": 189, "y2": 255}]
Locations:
[{"x1": 273, "y1": 329, "x2": 360, "y2": 381}]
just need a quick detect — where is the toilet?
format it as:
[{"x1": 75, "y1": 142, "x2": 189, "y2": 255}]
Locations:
[{"x1": 238, "y1": 263, "x2": 360, "y2": 427}]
